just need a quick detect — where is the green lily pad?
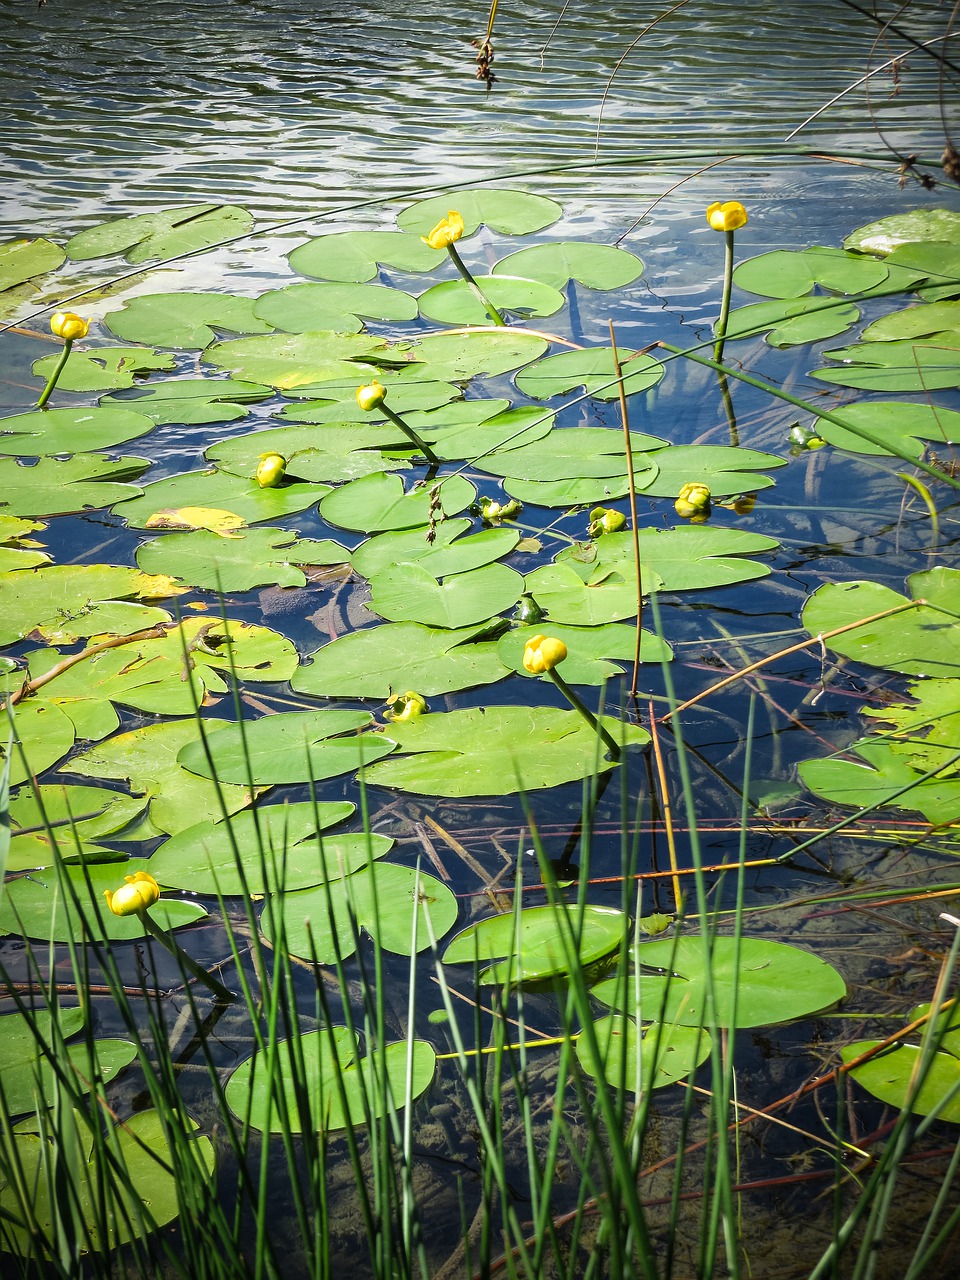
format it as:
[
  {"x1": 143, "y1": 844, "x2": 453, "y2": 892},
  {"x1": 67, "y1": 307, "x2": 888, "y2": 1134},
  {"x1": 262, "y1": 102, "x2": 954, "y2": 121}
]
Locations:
[
  {"x1": 397, "y1": 189, "x2": 562, "y2": 239},
  {"x1": 492, "y1": 242, "x2": 644, "y2": 291},
  {"x1": 0, "y1": 454, "x2": 147, "y2": 518},
  {"x1": 0, "y1": 237, "x2": 66, "y2": 292},
  {"x1": 66, "y1": 204, "x2": 254, "y2": 264},
  {"x1": 863, "y1": 678, "x2": 960, "y2": 777},
  {"x1": 576, "y1": 1015, "x2": 711, "y2": 1093},
  {"x1": 417, "y1": 403, "x2": 555, "y2": 461},
  {"x1": 0, "y1": 405, "x2": 156, "y2": 457},
  {"x1": 254, "y1": 281, "x2": 418, "y2": 332},
  {"x1": 813, "y1": 400, "x2": 960, "y2": 459},
  {"x1": 0, "y1": 546, "x2": 50, "y2": 571},
  {"x1": 444, "y1": 903, "x2": 626, "y2": 984},
  {"x1": 103, "y1": 292, "x2": 274, "y2": 348},
  {"x1": 261, "y1": 862, "x2": 458, "y2": 963},
  {"x1": 136, "y1": 526, "x2": 348, "y2": 592},
  {"x1": 482, "y1": 427, "x2": 664, "y2": 482},
  {"x1": 207, "y1": 422, "x2": 412, "y2": 485},
  {"x1": 724, "y1": 296, "x2": 861, "y2": 346},
  {"x1": 516, "y1": 347, "x2": 664, "y2": 401},
  {"x1": 7, "y1": 784, "x2": 148, "y2": 871},
  {"x1": 503, "y1": 474, "x2": 631, "y2": 507},
  {"x1": 226, "y1": 1026, "x2": 436, "y2": 1134},
  {"x1": 101, "y1": 378, "x2": 273, "y2": 426},
  {"x1": 278, "y1": 376, "x2": 460, "y2": 419},
  {"x1": 498, "y1": 623, "x2": 672, "y2": 684},
  {"x1": 801, "y1": 567, "x2": 960, "y2": 677},
  {"x1": 593, "y1": 936, "x2": 846, "y2": 1028},
  {"x1": 292, "y1": 620, "x2": 509, "y2": 699},
  {"x1": 799, "y1": 738, "x2": 960, "y2": 826},
  {"x1": 0, "y1": 1008, "x2": 136, "y2": 1116},
  {"x1": 177, "y1": 710, "x2": 396, "y2": 786},
  {"x1": 113, "y1": 468, "x2": 326, "y2": 528},
  {"x1": 812, "y1": 335, "x2": 960, "y2": 392},
  {"x1": 319, "y1": 472, "x2": 475, "y2": 533},
  {"x1": 523, "y1": 560, "x2": 648, "y2": 626},
  {"x1": 574, "y1": 525, "x2": 781, "y2": 592},
  {"x1": 0, "y1": 860, "x2": 208, "y2": 943},
  {"x1": 418, "y1": 275, "x2": 564, "y2": 326},
  {"x1": 888, "y1": 241, "x2": 960, "y2": 302},
  {"x1": 844, "y1": 208, "x2": 960, "y2": 256},
  {"x1": 353, "y1": 522, "x2": 518, "y2": 580},
  {"x1": 67, "y1": 719, "x2": 259, "y2": 836},
  {"x1": 861, "y1": 301, "x2": 960, "y2": 343},
  {"x1": 0, "y1": 1108, "x2": 215, "y2": 1254},
  {"x1": 203, "y1": 330, "x2": 386, "y2": 390},
  {"x1": 1, "y1": 700, "x2": 77, "y2": 788},
  {"x1": 287, "y1": 230, "x2": 439, "y2": 283},
  {"x1": 146, "y1": 803, "x2": 393, "y2": 895},
  {"x1": 32, "y1": 345, "x2": 177, "y2": 392},
  {"x1": 638, "y1": 445, "x2": 786, "y2": 497},
  {"x1": 363, "y1": 706, "x2": 648, "y2": 797},
  {"x1": 404, "y1": 330, "x2": 549, "y2": 381},
  {"x1": 367, "y1": 561, "x2": 524, "y2": 628},
  {"x1": 0, "y1": 563, "x2": 176, "y2": 648},
  {"x1": 843, "y1": 1003, "x2": 960, "y2": 1123},
  {"x1": 732, "y1": 247, "x2": 893, "y2": 299}
]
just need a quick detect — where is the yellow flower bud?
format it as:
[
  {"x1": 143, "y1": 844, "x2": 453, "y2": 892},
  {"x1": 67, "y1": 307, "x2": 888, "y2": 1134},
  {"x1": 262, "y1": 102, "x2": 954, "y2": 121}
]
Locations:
[
  {"x1": 522, "y1": 634, "x2": 568, "y2": 675},
  {"x1": 706, "y1": 201, "x2": 748, "y2": 232},
  {"x1": 421, "y1": 210, "x2": 465, "y2": 250},
  {"x1": 385, "y1": 690, "x2": 428, "y2": 723},
  {"x1": 256, "y1": 452, "x2": 287, "y2": 488},
  {"x1": 50, "y1": 311, "x2": 90, "y2": 341},
  {"x1": 674, "y1": 482, "x2": 712, "y2": 521},
  {"x1": 587, "y1": 506, "x2": 626, "y2": 537},
  {"x1": 104, "y1": 871, "x2": 161, "y2": 917},
  {"x1": 356, "y1": 380, "x2": 387, "y2": 412}
]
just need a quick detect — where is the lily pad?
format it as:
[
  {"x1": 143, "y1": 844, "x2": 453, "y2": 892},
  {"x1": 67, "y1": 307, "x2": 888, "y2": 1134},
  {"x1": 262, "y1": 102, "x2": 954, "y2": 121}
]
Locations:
[
  {"x1": 353, "y1": 522, "x2": 518, "y2": 580},
  {"x1": 862, "y1": 678, "x2": 960, "y2": 777},
  {"x1": 287, "y1": 230, "x2": 439, "y2": 283},
  {"x1": 363, "y1": 706, "x2": 648, "y2": 797},
  {"x1": 113, "y1": 468, "x2": 326, "y2": 528},
  {"x1": 843, "y1": 1003, "x2": 960, "y2": 1123},
  {"x1": 861, "y1": 301, "x2": 960, "y2": 343},
  {"x1": 0, "y1": 237, "x2": 66, "y2": 292},
  {"x1": 292, "y1": 620, "x2": 509, "y2": 699},
  {"x1": 492, "y1": 242, "x2": 644, "y2": 291},
  {"x1": 593, "y1": 936, "x2": 846, "y2": 1028},
  {"x1": 207, "y1": 422, "x2": 412, "y2": 485},
  {"x1": 724, "y1": 296, "x2": 861, "y2": 347},
  {"x1": 204, "y1": 330, "x2": 386, "y2": 390},
  {"x1": 101, "y1": 378, "x2": 273, "y2": 426},
  {"x1": 32, "y1": 345, "x2": 177, "y2": 392},
  {"x1": 146, "y1": 803, "x2": 393, "y2": 895},
  {"x1": 515, "y1": 347, "x2": 664, "y2": 401},
  {"x1": 498, "y1": 623, "x2": 672, "y2": 684},
  {"x1": 367, "y1": 561, "x2": 524, "y2": 628},
  {"x1": 444, "y1": 903, "x2": 626, "y2": 984},
  {"x1": 523, "y1": 560, "x2": 648, "y2": 626},
  {"x1": 136, "y1": 526, "x2": 348, "y2": 592},
  {"x1": 0, "y1": 563, "x2": 176, "y2": 648},
  {"x1": 417, "y1": 275, "x2": 564, "y2": 326},
  {"x1": 1, "y1": 700, "x2": 77, "y2": 788},
  {"x1": 406, "y1": 330, "x2": 548, "y2": 381},
  {"x1": 0, "y1": 1008, "x2": 136, "y2": 1116},
  {"x1": 482, "y1": 427, "x2": 664, "y2": 482},
  {"x1": 812, "y1": 335, "x2": 960, "y2": 392},
  {"x1": 889, "y1": 241, "x2": 960, "y2": 302},
  {"x1": 66, "y1": 204, "x2": 254, "y2": 264},
  {"x1": 254, "y1": 281, "x2": 418, "y2": 332},
  {"x1": 103, "y1": 292, "x2": 274, "y2": 348},
  {"x1": 261, "y1": 862, "x2": 458, "y2": 963},
  {"x1": 177, "y1": 710, "x2": 396, "y2": 785},
  {"x1": 798, "y1": 738, "x2": 960, "y2": 826},
  {"x1": 573, "y1": 525, "x2": 781, "y2": 592},
  {"x1": 319, "y1": 472, "x2": 475, "y2": 533},
  {"x1": 503, "y1": 474, "x2": 632, "y2": 507},
  {"x1": 225, "y1": 1026, "x2": 436, "y2": 1133},
  {"x1": 732, "y1": 247, "x2": 893, "y2": 299},
  {"x1": 844, "y1": 209, "x2": 960, "y2": 256},
  {"x1": 576, "y1": 1015, "x2": 711, "y2": 1093},
  {"x1": 397, "y1": 189, "x2": 562, "y2": 238},
  {"x1": 7, "y1": 783, "x2": 148, "y2": 871},
  {"x1": 418, "y1": 403, "x2": 555, "y2": 461},
  {"x1": 0, "y1": 405, "x2": 156, "y2": 457},
  {"x1": 638, "y1": 445, "x2": 786, "y2": 497},
  {"x1": 0, "y1": 454, "x2": 147, "y2": 518},
  {"x1": 813, "y1": 400, "x2": 960, "y2": 459},
  {"x1": 278, "y1": 376, "x2": 460, "y2": 418}
]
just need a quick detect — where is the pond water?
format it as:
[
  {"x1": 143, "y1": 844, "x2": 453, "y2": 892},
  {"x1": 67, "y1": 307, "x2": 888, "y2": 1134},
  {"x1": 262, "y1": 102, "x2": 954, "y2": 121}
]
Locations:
[{"x1": 2, "y1": 1, "x2": 960, "y2": 1276}]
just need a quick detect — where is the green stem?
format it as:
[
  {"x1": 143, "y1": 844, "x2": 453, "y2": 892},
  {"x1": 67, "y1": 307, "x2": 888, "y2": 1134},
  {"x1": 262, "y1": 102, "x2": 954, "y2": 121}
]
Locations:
[
  {"x1": 138, "y1": 909, "x2": 235, "y2": 1001},
  {"x1": 446, "y1": 241, "x2": 507, "y2": 326},
  {"x1": 713, "y1": 229, "x2": 735, "y2": 364},
  {"x1": 548, "y1": 669, "x2": 621, "y2": 759},
  {"x1": 380, "y1": 404, "x2": 441, "y2": 466},
  {"x1": 36, "y1": 339, "x2": 73, "y2": 409}
]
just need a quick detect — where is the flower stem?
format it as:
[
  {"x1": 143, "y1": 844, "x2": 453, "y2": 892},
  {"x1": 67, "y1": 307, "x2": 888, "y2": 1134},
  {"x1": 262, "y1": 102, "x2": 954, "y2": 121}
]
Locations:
[
  {"x1": 380, "y1": 404, "x2": 441, "y2": 466},
  {"x1": 446, "y1": 242, "x2": 507, "y2": 326},
  {"x1": 547, "y1": 669, "x2": 621, "y2": 760},
  {"x1": 713, "y1": 229, "x2": 735, "y2": 364},
  {"x1": 138, "y1": 909, "x2": 235, "y2": 1001},
  {"x1": 36, "y1": 339, "x2": 73, "y2": 409}
]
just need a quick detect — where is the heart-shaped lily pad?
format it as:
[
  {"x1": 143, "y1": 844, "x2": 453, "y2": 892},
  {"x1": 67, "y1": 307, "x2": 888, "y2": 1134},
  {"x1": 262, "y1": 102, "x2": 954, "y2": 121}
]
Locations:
[
  {"x1": 31, "y1": 347, "x2": 176, "y2": 392},
  {"x1": 66, "y1": 204, "x2": 254, "y2": 264},
  {"x1": 417, "y1": 275, "x2": 564, "y2": 325},
  {"x1": 136, "y1": 526, "x2": 348, "y2": 592},
  {"x1": 492, "y1": 242, "x2": 644, "y2": 291},
  {"x1": 0, "y1": 406, "x2": 156, "y2": 457},
  {"x1": 367, "y1": 560, "x2": 524, "y2": 628},
  {"x1": 576, "y1": 1015, "x2": 711, "y2": 1093},
  {"x1": 103, "y1": 292, "x2": 274, "y2": 348},
  {"x1": 444, "y1": 903, "x2": 626, "y2": 984},
  {"x1": 0, "y1": 455, "x2": 148, "y2": 518},
  {"x1": 101, "y1": 378, "x2": 272, "y2": 426},
  {"x1": 397, "y1": 189, "x2": 562, "y2": 238},
  {"x1": 515, "y1": 347, "x2": 664, "y2": 400},
  {"x1": 113, "y1": 468, "x2": 326, "y2": 528},
  {"x1": 254, "y1": 281, "x2": 418, "y2": 332},
  {"x1": 204, "y1": 330, "x2": 386, "y2": 390},
  {"x1": 319, "y1": 472, "x2": 475, "y2": 533},
  {"x1": 288, "y1": 230, "x2": 439, "y2": 283}
]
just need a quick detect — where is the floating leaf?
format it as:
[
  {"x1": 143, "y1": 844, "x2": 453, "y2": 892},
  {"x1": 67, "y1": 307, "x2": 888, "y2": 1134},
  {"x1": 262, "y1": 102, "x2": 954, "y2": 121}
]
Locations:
[
  {"x1": 113, "y1": 467, "x2": 326, "y2": 528},
  {"x1": 843, "y1": 1004, "x2": 960, "y2": 1123},
  {"x1": 576, "y1": 1016, "x2": 711, "y2": 1092},
  {"x1": 801, "y1": 567, "x2": 960, "y2": 677},
  {"x1": 0, "y1": 546, "x2": 49, "y2": 571},
  {"x1": 515, "y1": 347, "x2": 664, "y2": 400},
  {"x1": 724, "y1": 296, "x2": 861, "y2": 346},
  {"x1": 0, "y1": 1008, "x2": 135, "y2": 1116},
  {"x1": 367, "y1": 561, "x2": 524, "y2": 628},
  {"x1": 888, "y1": 241, "x2": 960, "y2": 302},
  {"x1": 0, "y1": 454, "x2": 147, "y2": 518},
  {"x1": 144, "y1": 506, "x2": 246, "y2": 533},
  {"x1": 254, "y1": 281, "x2": 418, "y2": 332},
  {"x1": 103, "y1": 292, "x2": 274, "y2": 348},
  {"x1": 101, "y1": 378, "x2": 272, "y2": 426},
  {"x1": 444, "y1": 903, "x2": 626, "y2": 984},
  {"x1": 177, "y1": 710, "x2": 396, "y2": 785},
  {"x1": 1, "y1": 701, "x2": 76, "y2": 788},
  {"x1": 498, "y1": 623, "x2": 672, "y2": 684},
  {"x1": 0, "y1": 405, "x2": 156, "y2": 457},
  {"x1": 861, "y1": 300, "x2": 960, "y2": 343},
  {"x1": 0, "y1": 563, "x2": 176, "y2": 648},
  {"x1": 288, "y1": 230, "x2": 439, "y2": 283},
  {"x1": 812, "y1": 335, "x2": 960, "y2": 392},
  {"x1": 0, "y1": 238, "x2": 66, "y2": 292},
  {"x1": 523, "y1": 560, "x2": 648, "y2": 625},
  {"x1": 593, "y1": 936, "x2": 846, "y2": 1028},
  {"x1": 418, "y1": 275, "x2": 564, "y2": 325},
  {"x1": 863, "y1": 678, "x2": 960, "y2": 777},
  {"x1": 136, "y1": 526, "x2": 348, "y2": 591},
  {"x1": 732, "y1": 247, "x2": 893, "y2": 299},
  {"x1": 364, "y1": 706, "x2": 648, "y2": 797},
  {"x1": 504, "y1": 474, "x2": 632, "y2": 507},
  {"x1": 397, "y1": 189, "x2": 562, "y2": 238},
  {"x1": 7, "y1": 784, "x2": 147, "y2": 871},
  {"x1": 573, "y1": 525, "x2": 781, "y2": 592},
  {"x1": 482, "y1": 428, "x2": 664, "y2": 482},
  {"x1": 67, "y1": 719, "x2": 259, "y2": 836},
  {"x1": 261, "y1": 862, "x2": 458, "y2": 963},
  {"x1": 353, "y1": 522, "x2": 518, "y2": 580},
  {"x1": 66, "y1": 204, "x2": 254, "y2": 264},
  {"x1": 814, "y1": 400, "x2": 960, "y2": 459},
  {"x1": 292, "y1": 620, "x2": 508, "y2": 699},
  {"x1": 492, "y1": 242, "x2": 644, "y2": 291},
  {"x1": 278, "y1": 376, "x2": 459, "y2": 418},
  {"x1": 319, "y1": 471, "x2": 475, "y2": 533},
  {"x1": 416, "y1": 403, "x2": 555, "y2": 461},
  {"x1": 207, "y1": 422, "x2": 412, "y2": 485},
  {"x1": 637, "y1": 445, "x2": 786, "y2": 497},
  {"x1": 203, "y1": 330, "x2": 386, "y2": 390},
  {"x1": 844, "y1": 208, "x2": 960, "y2": 256},
  {"x1": 146, "y1": 803, "x2": 392, "y2": 895},
  {"x1": 798, "y1": 738, "x2": 960, "y2": 826},
  {"x1": 408, "y1": 330, "x2": 549, "y2": 381},
  {"x1": 226, "y1": 1027, "x2": 436, "y2": 1133}
]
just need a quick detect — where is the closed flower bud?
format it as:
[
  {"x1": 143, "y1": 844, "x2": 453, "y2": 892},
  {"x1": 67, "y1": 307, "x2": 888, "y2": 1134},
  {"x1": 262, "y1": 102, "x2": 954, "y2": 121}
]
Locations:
[
  {"x1": 422, "y1": 211, "x2": 465, "y2": 250},
  {"x1": 256, "y1": 452, "x2": 287, "y2": 488},
  {"x1": 587, "y1": 506, "x2": 626, "y2": 537},
  {"x1": 674, "y1": 482, "x2": 712, "y2": 521},
  {"x1": 385, "y1": 690, "x2": 428, "y2": 723},
  {"x1": 706, "y1": 201, "x2": 748, "y2": 232},
  {"x1": 104, "y1": 871, "x2": 160, "y2": 917},
  {"x1": 477, "y1": 494, "x2": 522, "y2": 524},
  {"x1": 50, "y1": 311, "x2": 90, "y2": 341},
  {"x1": 522, "y1": 633, "x2": 567, "y2": 675},
  {"x1": 356, "y1": 380, "x2": 387, "y2": 412}
]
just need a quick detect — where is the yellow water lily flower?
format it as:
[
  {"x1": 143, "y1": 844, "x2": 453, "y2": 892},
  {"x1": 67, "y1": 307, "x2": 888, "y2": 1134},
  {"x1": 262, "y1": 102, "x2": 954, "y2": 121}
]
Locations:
[
  {"x1": 421, "y1": 210, "x2": 465, "y2": 250},
  {"x1": 256, "y1": 452, "x2": 287, "y2": 488},
  {"x1": 522, "y1": 634, "x2": 568, "y2": 675},
  {"x1": 385, "y1": 690, "x2": 428, "y2": 723},
  {"x1": 49, "y1": 311, "x2": 90, "y2": 341},
  {"x1": 674, "y1": 482, "x2": 712, "y2": 521},
  {"x1": 104, "y1": 871, "x2": 161, "y2": 917},
  {"x1": 356, "y1": 380, "x2": 387, "y2": 412},
  {"x1": 588, "y1": 506, "x2": 626, "y2": 537},
  {"x1": 706, "y1": 201, "x2": 748, "y2": 232}
]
